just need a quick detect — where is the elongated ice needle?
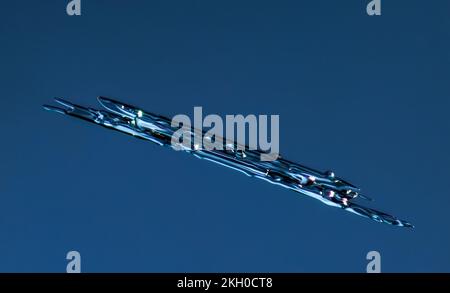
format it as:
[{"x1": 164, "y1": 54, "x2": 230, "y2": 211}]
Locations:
[{"x1": 43, "y1": 97, "x2": 414, "y2": 228}]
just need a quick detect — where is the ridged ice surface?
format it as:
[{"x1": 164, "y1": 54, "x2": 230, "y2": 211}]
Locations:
[{"x1": 44, "y1": 97, "x2": 413, "y2": 228}]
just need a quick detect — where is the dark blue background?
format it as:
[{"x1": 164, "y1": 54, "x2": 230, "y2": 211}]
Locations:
[{"x1": 1, "y1": 0, "x2": 449, "y2": 272}]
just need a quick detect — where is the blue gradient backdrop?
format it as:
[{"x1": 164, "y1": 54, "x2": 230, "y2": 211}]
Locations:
[{"x1": 1, "y1": 0, "x2": 449, "y2": 272}]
